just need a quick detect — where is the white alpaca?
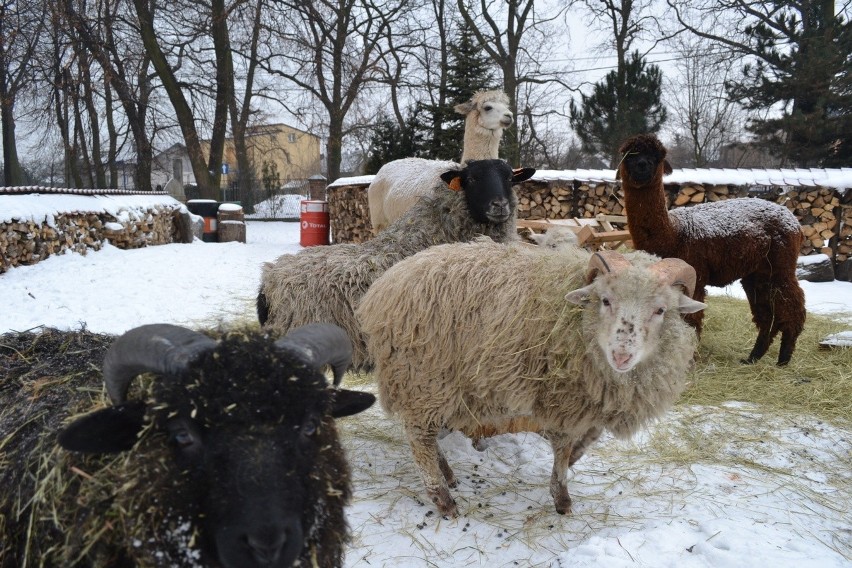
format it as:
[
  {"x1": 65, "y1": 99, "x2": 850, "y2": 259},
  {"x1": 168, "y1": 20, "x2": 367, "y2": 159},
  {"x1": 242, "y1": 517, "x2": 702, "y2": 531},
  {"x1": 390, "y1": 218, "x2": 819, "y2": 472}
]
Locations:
[{"x1": 367, "y1": 90, "x2": 513, "y2": 233}]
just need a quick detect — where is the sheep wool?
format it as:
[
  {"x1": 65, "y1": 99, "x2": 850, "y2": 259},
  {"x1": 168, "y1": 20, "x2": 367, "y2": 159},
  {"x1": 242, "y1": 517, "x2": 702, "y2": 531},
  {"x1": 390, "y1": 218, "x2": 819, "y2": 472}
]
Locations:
[
  {"x1": 361, "y1": 241, "x2": 694, "y2": 437},
  {"x1": 260, "y1": 172, "x2": 520, "y2": 369},
  {"x1": 0, "y1": 328, "x2": 362, "y2": 568},
  {"x1": 357, "y1": 240, "x2": 699, "y2": 515}
]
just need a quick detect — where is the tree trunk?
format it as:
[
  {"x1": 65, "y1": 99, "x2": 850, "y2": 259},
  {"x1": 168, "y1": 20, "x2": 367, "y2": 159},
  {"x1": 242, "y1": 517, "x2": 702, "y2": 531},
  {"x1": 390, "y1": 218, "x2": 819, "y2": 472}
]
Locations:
[{"x1": 133, "y1": 0, "x2": 217, "y2": 199}]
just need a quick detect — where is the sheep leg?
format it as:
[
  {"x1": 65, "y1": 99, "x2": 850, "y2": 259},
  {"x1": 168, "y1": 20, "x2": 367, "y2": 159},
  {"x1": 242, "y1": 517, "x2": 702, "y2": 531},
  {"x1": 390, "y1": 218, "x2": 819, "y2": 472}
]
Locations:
[
  {"x1": 567, "y1": 427, "x2": 602, "y2": 467},
  {"x1": 406, "y1": 424, "x2": 459, "y2": 517},
  {"x1": 547, "y1": 433, "x2": 577, "y2": 515}
]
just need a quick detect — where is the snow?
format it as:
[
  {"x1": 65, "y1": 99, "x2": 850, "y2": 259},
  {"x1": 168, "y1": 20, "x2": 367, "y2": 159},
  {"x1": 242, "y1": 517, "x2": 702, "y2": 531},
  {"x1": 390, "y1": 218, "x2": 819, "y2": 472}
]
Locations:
[
  {"x1": 0, "y1": 193, "x2": 183, "y2": 225},
  {"x1": 1, "y1": 220, "x2": 850, "y2": 567},
  {"x1": 331, "y1": 167, "x2": 852, "y2": 191},
  {"x1": 669, "y1": 198, "x2": 802, "y2": 239}
]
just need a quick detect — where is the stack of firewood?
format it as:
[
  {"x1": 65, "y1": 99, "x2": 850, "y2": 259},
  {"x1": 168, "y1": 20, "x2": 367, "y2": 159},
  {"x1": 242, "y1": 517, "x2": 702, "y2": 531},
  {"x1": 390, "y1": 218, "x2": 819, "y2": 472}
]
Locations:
[
  {"x1": 785, "y1": 188, "x2": 840, "y2": 255},
  {"x1": 1, "y1": 206, "x2": 181, "y2": 274},
  {"x1": 835, "y1": 194, "x2": 852, "y2": 263},
  {"x1": 516, "y1": 181, "x2": 573, "y2": 220},
  {"x1": 573, "y1": 182, "x2": 624, "y2": 218},
  {"x1": 327, "y1": 182, "x2": 373, "y2": 244}
]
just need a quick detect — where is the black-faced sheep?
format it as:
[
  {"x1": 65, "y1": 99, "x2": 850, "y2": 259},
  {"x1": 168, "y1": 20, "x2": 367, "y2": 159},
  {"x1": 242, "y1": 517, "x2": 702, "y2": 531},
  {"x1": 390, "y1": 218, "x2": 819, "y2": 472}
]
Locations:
[
  {"x1": 618, "y1": 133, "x2": 806, "y2": 365},
  {"x1": 356, "y1": 240, "x2": 705, "y2": 517},
  {"x1": 0, "y1": 324, "x2": 375, "y2": 568},
  {"x1": 258, "y1": 159, "x2": 536, "y2": 369},
  {"x1": 367, "y1": 90, "x2": 513, "y2": 233}
]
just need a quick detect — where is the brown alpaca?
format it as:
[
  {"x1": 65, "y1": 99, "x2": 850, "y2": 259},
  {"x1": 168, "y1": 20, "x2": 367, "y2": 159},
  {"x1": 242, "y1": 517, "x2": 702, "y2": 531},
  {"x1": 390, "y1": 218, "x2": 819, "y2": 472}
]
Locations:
[{"x1": 617, "y1": 133, "x2": 806, "y2": 365}]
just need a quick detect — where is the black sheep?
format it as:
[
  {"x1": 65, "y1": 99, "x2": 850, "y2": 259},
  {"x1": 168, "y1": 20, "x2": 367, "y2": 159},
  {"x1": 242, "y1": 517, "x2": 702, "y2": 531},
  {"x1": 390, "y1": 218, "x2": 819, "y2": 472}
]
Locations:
[{"x1": 0, "y1": 324, "x2": 374, "y2": 568}]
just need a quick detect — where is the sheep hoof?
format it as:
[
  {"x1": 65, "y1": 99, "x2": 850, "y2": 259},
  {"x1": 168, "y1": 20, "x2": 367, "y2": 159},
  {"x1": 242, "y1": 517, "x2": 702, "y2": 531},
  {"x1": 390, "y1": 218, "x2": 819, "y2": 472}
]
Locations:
[
  {"x1": 740, "y1": 357, "x2": 758, "y2": 365},
  {"x1": 552, "y1": 490, "x2": 572, "y2": 515},
  {"x1": 428, "y1": 488, "x2": 459, "y2": 518},
  {"x1": 554, "y1": 499, "x2": 572, "y2": 515}
]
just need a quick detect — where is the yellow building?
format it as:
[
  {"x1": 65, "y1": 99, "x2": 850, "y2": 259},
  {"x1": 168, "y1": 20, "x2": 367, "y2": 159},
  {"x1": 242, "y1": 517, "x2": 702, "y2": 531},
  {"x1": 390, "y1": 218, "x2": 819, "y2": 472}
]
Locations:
[{"x1": 221, "y1": 123, "x2": 322, "y2": 183}]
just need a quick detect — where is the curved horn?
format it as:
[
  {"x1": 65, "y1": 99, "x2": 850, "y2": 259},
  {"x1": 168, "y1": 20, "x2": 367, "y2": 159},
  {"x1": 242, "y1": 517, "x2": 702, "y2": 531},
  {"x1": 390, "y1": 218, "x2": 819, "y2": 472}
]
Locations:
[
  {"x1": 585, "y1": 250, "x2": 632, "y2": 283},
  {"x1": 648, "y1": 258, "x2": 697, "y2": 297},
  {"x1": 274, "y1": 323, "x2": 353, "y2": 386},
  {"x1": 104, "y1": 324, "x2": 217, "y2": 405}
]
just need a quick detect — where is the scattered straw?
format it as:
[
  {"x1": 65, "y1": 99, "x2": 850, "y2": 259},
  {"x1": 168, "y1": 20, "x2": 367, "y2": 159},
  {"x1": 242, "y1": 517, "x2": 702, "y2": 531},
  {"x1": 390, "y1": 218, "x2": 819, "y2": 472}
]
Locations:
[{"x1": 684, "y1": 295, "x2": 851, "y2": 425}]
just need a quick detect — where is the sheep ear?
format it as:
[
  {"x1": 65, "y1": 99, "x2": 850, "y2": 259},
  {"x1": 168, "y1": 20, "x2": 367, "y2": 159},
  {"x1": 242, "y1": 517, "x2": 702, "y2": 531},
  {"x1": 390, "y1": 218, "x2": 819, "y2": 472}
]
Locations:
[
  {"x1": 331, "y1": 390, "x2": 376, "y2": 418},
  {"x1": 677, "y1": 295, "x2": 706, "y2": 314},
  {"x1": 511, "y1": 168, "x2": 536, "y2": 183},
  {"x1": 663, "y1": 159, "x2": 673, "y2": 175},
  {"x1": 58, "y1": 401, "x2": 147, "y2": 454},
  {"x1": 440, "y1": 170, "x2": 463, "y2": 191},
  {"x1": 565, "y1": 285, "x2": 594, "y2": 306}
]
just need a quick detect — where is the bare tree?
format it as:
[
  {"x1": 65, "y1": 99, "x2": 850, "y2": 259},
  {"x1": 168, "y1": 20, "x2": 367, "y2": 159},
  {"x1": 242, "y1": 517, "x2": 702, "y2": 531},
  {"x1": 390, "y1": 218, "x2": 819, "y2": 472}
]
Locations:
[
  {"x1": 663, "y1": 35, "x2": 742, "y2": 167},
  {"x1": 61, "y1": 0, "x2": 156, "y2": 191},
  {"x1": 456, "y1": 0, "x2": 571, "y2": 166},
  {"x1": 0, "y1": 0, "x2": 46, "y2": 185},
  {"x1": 131, "y1": 0, "x2": 234, "y2": 198},
  {"x1": 261, "y1": 0, "x2": 415, "y2": 181}
]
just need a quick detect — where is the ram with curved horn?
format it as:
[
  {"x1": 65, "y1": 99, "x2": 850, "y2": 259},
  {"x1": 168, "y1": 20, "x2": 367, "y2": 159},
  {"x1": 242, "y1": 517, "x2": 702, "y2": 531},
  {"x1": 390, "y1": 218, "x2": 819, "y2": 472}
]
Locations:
[
  {"x1": 1, "y1": 323, "x2": 374, "y2": 568},
  {"x1": 357, "y1": 239, "x2": 705, "y2": 517}
]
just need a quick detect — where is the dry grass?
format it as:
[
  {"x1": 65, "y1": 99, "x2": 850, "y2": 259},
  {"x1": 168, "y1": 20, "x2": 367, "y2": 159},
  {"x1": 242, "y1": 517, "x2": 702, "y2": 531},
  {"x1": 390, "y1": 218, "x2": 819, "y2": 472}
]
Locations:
[{"x1": 683, "y1": 295, "x2": 851, "y2": 425}]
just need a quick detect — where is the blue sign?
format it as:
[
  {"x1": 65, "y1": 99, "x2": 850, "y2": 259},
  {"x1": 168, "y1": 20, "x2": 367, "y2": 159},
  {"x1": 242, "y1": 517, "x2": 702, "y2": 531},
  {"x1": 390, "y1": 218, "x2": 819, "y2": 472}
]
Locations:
[{"x1": 222, "y1": 163, "x2": 229, "y2": 174}]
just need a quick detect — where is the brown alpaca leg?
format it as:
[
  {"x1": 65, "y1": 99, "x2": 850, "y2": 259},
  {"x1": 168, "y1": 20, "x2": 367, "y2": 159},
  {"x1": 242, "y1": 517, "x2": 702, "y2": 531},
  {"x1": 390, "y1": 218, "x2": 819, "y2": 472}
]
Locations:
[
  {"x1": 740, "y1": 276, "x2": 774, "y2": 364},
  {"x1": 775, "y1": 281, "x2": 806, "y2": 366}
]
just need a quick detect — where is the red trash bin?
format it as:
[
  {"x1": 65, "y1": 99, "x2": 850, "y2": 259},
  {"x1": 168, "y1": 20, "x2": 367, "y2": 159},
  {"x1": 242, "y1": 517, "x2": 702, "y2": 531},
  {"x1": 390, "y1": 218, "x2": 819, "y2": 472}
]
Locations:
[{"x1": 300, "y1": 200, "x2": 330, "y2": 247}]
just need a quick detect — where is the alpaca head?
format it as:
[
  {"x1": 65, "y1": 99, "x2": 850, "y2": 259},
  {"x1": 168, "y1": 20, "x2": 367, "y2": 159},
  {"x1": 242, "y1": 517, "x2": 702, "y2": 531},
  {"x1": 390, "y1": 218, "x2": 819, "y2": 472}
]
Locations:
[
  {"x1": 617, "y1": 134, "x2": 672, "y2": 185},
  {"x1": 455, "y1": 90, "x2": 513, "y2": 130}
]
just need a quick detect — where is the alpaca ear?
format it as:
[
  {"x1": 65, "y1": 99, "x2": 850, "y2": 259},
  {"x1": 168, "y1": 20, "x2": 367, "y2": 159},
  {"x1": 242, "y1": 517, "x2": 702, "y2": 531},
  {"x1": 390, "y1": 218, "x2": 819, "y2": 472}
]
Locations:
[
  {"x1": 454, "y1": 101, "x2": 475, "y2": 115},
  {"x1": 440, "y1": 170, "x2": 463, "y2": 191},
  {"x1": 663, "y1": 159, "x2": 673, "y2": 175}
]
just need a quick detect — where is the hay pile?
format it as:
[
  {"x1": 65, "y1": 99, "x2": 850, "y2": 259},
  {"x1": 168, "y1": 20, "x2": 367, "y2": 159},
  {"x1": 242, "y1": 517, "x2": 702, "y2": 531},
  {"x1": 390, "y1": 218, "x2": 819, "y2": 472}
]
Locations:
[
  {"x1": 0, "y1": 328, "x2": 204, "y2": 568},
  {"x1": 685, "y1": 295, "x2": 851, "y2": 424}
]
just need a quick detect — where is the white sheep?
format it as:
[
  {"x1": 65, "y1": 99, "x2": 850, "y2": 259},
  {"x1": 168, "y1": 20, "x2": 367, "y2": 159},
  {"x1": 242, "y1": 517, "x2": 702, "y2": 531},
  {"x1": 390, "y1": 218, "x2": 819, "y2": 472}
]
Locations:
[
  {"x1": 356, "y1": 240, "x2": 705, "y2": 517},
  {"x1": 258, "y1": 160, "x2": 536, "y2": 369},
  {"x1": 527, "y1": 226, "x2": 580, "y2": 251},
  {"x1": 367, "y1": 90, "x2": 513, "y2": 233}
]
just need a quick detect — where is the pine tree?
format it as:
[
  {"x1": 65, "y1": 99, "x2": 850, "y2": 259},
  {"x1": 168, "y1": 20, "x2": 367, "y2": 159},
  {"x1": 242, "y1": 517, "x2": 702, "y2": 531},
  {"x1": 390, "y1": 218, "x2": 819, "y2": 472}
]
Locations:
[
  {"x1": 725, "y1": 0, "x2": 852, "y2": 167},
  {"x1": 569, "y1": 51, "x2": 667, "y2": 167},
  {"x1": 426, "y1": 20, "x2": 496, "y2": 161},
  {"x1": 363, "y1": 107, "x2": 429, "y2": 174}
]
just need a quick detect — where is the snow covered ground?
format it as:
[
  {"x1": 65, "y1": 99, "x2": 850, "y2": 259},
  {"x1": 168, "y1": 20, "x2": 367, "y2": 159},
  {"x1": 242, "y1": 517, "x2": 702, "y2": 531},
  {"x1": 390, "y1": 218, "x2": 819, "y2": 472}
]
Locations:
[{"x1": 1, "y1": 221, "x2": 850, "y2": 567}]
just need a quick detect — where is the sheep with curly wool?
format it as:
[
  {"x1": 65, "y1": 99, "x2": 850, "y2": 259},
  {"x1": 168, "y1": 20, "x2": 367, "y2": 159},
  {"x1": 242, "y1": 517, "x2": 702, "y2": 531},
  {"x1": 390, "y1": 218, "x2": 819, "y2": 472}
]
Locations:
[
  {"x1": 356, "y1": 240, "x2": 705, "y2": 517},
  {"x1": 367, "y1": 90, "x2": 513, "y2": 233},
  {"x1": 618, "y1": 133, "x2": 806, "y2": 365},
  {"x1": 258, "y1": 159, "x2": 536, "y2": 369},
  {"x1": 0, "y1": 324, "x2": 374, "y2": 568}
]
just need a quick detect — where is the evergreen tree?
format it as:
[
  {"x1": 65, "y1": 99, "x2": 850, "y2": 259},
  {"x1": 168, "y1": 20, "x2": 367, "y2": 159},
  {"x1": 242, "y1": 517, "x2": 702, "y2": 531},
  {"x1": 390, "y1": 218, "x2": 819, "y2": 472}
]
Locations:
[
  {"x1": 569, "y1": 51, "x2": 667, "y2": 167},
  {"x1": 725, "y1": 1, "x2": 852, "y2": 167},
  {"x1": 363, "y1": 107, "x2": 429, "y2": 174},
  {"x1": 426, "y1": 20, "x2": 496, "y2": 161}
]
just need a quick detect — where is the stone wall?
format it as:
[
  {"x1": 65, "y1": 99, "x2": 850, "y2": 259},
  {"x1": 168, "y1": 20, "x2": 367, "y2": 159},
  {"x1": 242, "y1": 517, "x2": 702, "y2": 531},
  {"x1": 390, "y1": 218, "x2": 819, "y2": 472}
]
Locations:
[
  {"x1": 325, "y1": 177, "x2": 850, "y2": 265},
  {"x1": 0, "y1": 191, "x2": 189, "y2": 274}
]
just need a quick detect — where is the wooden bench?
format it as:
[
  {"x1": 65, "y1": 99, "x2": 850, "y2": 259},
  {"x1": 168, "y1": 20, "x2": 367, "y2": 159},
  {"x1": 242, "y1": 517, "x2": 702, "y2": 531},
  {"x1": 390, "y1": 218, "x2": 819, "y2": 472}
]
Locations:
[{"x1": 517, "y1": 215, "x2": 632, "y2": 250}]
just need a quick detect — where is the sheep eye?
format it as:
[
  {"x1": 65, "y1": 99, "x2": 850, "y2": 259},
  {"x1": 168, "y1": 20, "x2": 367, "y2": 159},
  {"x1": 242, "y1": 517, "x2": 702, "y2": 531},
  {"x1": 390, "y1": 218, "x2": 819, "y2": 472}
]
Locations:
[
  {"x1": 173, "y1": 429, "x2": 195, "y2": 448},
  {"x1": 302, "y1": 417, "x2": 319, "y2": 436},
  {"x1": 601, "y1": 298, "x2": 611, "y2": 307},
  {"x1": 484, "y1": 105, "x2": 493, "y2": 111},
  {"x1": 655, "y1": 307, "x2": 666, "y2": 316}
]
